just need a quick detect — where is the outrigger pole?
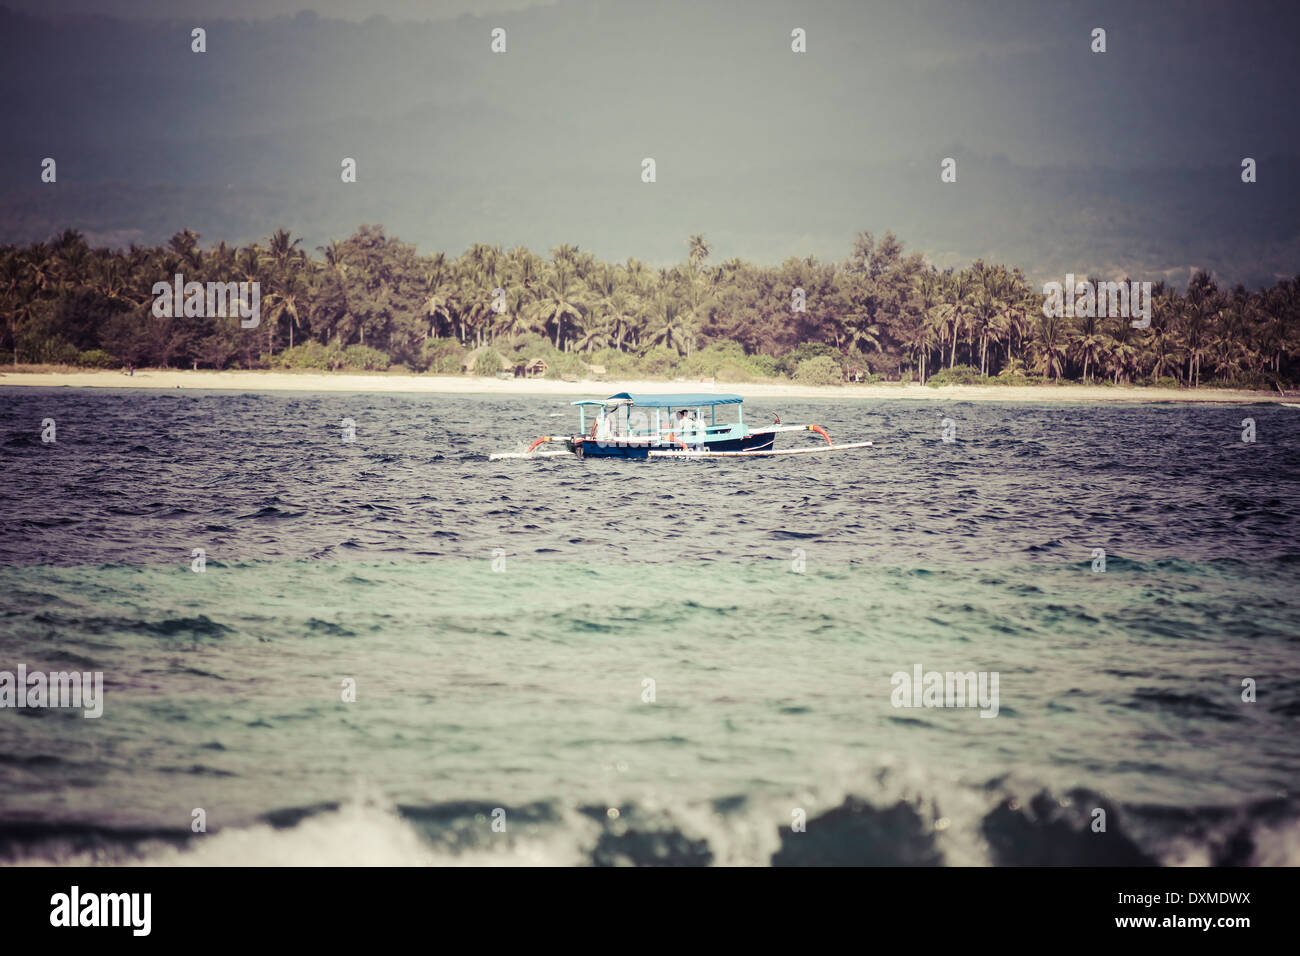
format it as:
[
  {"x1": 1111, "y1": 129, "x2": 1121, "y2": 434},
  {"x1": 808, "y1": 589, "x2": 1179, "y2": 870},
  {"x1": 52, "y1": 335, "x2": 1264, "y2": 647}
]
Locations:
[{"x1": 649, "y1": 440, "x2": 873, "y2": 458}]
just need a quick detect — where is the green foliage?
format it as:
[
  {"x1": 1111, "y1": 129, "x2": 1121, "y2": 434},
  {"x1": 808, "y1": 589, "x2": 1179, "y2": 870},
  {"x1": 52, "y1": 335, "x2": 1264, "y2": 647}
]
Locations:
[
  {"x1": 632, "y1": 346, "x2": 680, "y2": 378},
  {"x1": 710, "y1": 362, "x2": 753, "y2": 383},
  {"x1": 792, "y1": 355, "x2": 843, "y2": 386},
  {"x1": 746, "y1": 353, "x2": 784, "y2": 379},
  {"x1": 1, "y1": 227, "x2": 1296, "y2": 389},
  {"x1": 272, "y1": 341, "x2": 343, "y2": 371},
  {"x1": 1220, "y1": 369, "x2": 1278, "y2": 390},
  {"x1": 925, "y1": 364, "x2": 984, "y2": 386},
  {"x1": 542, "y1": 351, "x2": 588, "y2": 380},
  {"x1": 269, "y1": 340, "x2": 391, "y2": 372},
  {"x1": 18, "y1": 327, "x2": 79, "y2": 365},
  {"x1": 473, "y1": 346, "x2": 506, "y2": 376},
  {"x1": 586, "y1": 347, "x2": 640, "y2": 377},
  {"x1": 989, "y1": 369, "x2": 1043, "y2": 386},
  {"x1": 855, "y1": 348, "x2": 899, "y2": 378},
  {"x1": 675, "y1": 343, "x2": 734, "y2": 377},
  {"x1": 676, "y1": 342, "x2": 787, "y2": 383},
  {"x1": 420, "y1": 338, "x2": 465, "y2": 375},
  {"x1": 780, "y1": 342, "x2": 839, "y2": 376},
  {"x1": 341, "y1": 344, "x2": 391, "y2": 371},
  {"x1": 1151, "y1": 376, "x2": 1181, "y2": 389},
  {"x1": 76, "y1": 348, "x2": 118, "y2": 368}
]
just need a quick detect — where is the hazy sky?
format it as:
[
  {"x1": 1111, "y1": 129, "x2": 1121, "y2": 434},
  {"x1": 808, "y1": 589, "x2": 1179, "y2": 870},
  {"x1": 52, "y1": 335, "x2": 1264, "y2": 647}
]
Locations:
[
  {"x1": 2, "y1": 0, "x2": 1297, "y2": 287},
  {"x1": 6, "y1": 0, "x2": 558, "y2": 20}
]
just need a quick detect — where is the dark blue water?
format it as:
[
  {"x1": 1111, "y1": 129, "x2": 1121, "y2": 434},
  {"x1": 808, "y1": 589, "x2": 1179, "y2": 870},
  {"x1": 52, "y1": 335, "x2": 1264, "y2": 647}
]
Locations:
[{"x1": 1, "y1": 388, "x2": 1297, "y2": 865}]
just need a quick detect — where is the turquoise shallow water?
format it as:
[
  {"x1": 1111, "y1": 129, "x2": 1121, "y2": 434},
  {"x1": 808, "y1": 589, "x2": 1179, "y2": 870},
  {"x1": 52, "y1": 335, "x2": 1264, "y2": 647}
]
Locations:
[{"x1": 1, "y1": 389, "x2": 1297, "y2": 864}]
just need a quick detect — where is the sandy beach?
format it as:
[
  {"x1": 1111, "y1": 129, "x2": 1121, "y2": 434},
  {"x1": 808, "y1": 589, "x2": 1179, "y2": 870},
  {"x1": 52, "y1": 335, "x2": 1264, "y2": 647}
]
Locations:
[{"x1": 0, "y1": 368, "x2": 1292, "y2": 403}]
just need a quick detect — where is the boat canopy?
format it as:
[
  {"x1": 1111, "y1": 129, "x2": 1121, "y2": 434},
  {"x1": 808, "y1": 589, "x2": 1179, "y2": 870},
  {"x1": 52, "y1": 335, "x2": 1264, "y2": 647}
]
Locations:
[{"x1": 571, "y1": 392, "x2": 744, "y2": 408}]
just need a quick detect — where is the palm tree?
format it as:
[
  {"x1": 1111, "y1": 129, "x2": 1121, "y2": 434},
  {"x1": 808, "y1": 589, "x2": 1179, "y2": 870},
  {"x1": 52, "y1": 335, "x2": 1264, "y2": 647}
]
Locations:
[
  {"x1": 899, "y1": 318, "x2": 940, "y2": 383},
  {"x1": 934, "y1": 270, "x2": 975, "y2": 368},
  {"x1": 1147, "y1": 313, "x2": 1182, "y2": 382},
  {"x1": 1181, "y1": 271, "x2": 1218, "y2": 388},
  {"x1": 526, "y1": 259, "x2": 585, "y2": 350},
  {"x1": 589, "y1": 263, "x2": 638, "y2": 351},
  {"x1": 260, "y1": 229, "x2": 306, "y2": 354},
  {"x1": 1070, "y1": 311, "x2": 1107, "y2": 382},
  {"x1": 264, "y1": 271, "x2": 307, "y2": 351},
  {"x1": 574, "y1": 313, "x2": 616, "y2": 352},
  {"x1": 1259, "y1": 281, "x2": 1293, "y2": 375},
  {"x1": 1, "y1": 251, "x2": 31, "y2": 365},
  {"x1": 458, "y1": 265, "x2": 498, "y2": 348},
  {"x1": 505, "y1": 246, "x2": 544, "y2": 322},
  {"x1": 970, "y1": 265, "x2": 1022, "y2": 375},
  {"x1": 647, "y1": 291, "x2": 686, "y2": 354},
  {"x1": 167, "y1": 229, "x2": 204, "y2": 272},
  {"x1": 419, "y1": 253, "x2": 457, "y2": 339},
  {"x1": 24, "y1": 243, "x2": 54, "y2": 296},
  {"x1": 262, "y1": 229, "x2": 303, "y2": 273},
  {"x1": 844, "y1": 312, "x2": 883, "y2": 354},
  {"x1": 620, "y1": 258, "x2": 654, "y2": 348},
  {"x1": 688, "y1": 234, "x2": 711, "y2": 271},
  {"x1": 1032, "y1": 312, "x2": 1069, "y2": 380},
  {"x1": 680, "y1": 258, "x2": 714, "y2": 358}
]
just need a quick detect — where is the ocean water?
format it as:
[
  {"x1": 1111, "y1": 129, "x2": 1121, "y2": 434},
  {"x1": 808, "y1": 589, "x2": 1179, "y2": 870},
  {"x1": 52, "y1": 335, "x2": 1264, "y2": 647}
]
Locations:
[{"x1": 1, "y1": 387, "x2": 1297, "y2": 866}]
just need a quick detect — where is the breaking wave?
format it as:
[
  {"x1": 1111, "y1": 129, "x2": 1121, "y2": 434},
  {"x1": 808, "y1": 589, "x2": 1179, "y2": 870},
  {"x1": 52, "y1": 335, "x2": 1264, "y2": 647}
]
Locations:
[{"x1": 5, "y1": 772, "x2": 1297, "y2": 867}]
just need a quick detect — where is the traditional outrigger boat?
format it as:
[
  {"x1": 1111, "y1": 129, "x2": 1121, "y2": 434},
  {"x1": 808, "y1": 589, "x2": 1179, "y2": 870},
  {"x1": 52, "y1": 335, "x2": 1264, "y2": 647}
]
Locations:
[{"x1": 490, "y1": 392, "x2": 872, "y2": 460}]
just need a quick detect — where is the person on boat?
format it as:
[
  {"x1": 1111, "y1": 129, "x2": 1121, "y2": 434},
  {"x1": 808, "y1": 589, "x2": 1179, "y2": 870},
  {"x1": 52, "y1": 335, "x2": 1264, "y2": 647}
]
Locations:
[
  {"x1": 595, "y1": 408, "x2": 617, "y2": 442},
  {"x1": 672, "y1": 408, "x2": 702, "y2": 443}
]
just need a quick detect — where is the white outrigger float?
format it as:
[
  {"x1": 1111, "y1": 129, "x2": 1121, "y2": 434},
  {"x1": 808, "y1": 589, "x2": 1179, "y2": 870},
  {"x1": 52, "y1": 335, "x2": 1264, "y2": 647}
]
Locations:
[{"x1": 490, "y1": 392, "x2": 872, "y2": 460}]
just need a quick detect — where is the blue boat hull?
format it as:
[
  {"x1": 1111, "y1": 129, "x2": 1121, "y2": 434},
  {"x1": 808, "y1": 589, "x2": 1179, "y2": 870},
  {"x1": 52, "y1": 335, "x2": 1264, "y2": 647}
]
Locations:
[{"x1": 570, "y1": 431, "x2": 776, "y2": 459}]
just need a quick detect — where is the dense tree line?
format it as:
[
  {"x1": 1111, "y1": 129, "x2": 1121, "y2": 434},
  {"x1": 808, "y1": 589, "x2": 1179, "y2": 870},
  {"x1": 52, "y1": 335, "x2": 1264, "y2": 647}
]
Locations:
[{"x1": 3, "y1": 226, "x2": 1298, "y2": 387}]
